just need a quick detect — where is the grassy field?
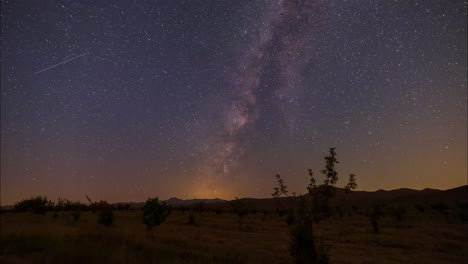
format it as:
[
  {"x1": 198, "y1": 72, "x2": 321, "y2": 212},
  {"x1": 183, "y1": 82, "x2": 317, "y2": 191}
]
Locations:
[{"x1": 1, "y1": 209, "x2": 466, "y2": 263}]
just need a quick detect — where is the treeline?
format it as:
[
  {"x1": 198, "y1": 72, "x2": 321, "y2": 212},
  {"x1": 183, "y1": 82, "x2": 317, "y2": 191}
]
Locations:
[
  {"x1": 13, "y1": 195, "x2": 171, "y2": 231},
  {"x1": 13, "y1": 195, "x2": 132, "y2": 214}
]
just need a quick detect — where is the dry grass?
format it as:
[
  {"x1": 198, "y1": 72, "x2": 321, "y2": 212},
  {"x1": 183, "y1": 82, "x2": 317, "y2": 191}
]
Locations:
[{"x1": 1, "y1": 210, "x2": 466, "y2": 263}]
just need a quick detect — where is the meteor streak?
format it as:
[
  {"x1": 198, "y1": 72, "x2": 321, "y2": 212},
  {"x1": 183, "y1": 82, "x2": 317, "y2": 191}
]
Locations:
[{"x1": 35, "y1": 52, "x2": 89, "y2": 74}]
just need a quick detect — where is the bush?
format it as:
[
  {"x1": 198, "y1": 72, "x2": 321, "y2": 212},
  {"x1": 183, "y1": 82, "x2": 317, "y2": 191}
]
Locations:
[
  {"x1": 55, "y1": 198, "x2": 86, "y2": 211},
  {"x1": 142, "y1": 197, "x2": 170, "y2": 232},
  {"x1": 98, "y1": 202, "x2": 114, "y2": 226},
  {"x1": 14, "y1": 196, "x2": 54, "y2": 214}
]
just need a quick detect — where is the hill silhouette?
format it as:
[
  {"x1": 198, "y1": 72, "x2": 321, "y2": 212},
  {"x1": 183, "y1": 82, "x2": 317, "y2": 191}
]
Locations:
[
  {"x1": 3, "y1": 185, "x2": 465, "y2": 210},
  {"x1": 162, "y1": 185, "x2": 467, "y2": 210}
]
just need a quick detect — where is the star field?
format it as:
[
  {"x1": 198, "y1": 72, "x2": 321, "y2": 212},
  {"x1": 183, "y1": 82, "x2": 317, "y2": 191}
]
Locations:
[{"x1": 1, "y1": 0, "x2": 466, "y2": 204}]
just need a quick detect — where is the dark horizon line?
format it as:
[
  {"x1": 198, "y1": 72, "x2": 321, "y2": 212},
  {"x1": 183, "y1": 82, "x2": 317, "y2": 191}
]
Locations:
[{"x1": 2, "y1": 184, "x2": 466, "y2": 207}]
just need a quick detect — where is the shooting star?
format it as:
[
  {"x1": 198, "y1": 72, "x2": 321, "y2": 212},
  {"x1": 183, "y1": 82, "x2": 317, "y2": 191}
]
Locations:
[{"x1": 35, "y1": 52, "x2": 89, "y2": 74}]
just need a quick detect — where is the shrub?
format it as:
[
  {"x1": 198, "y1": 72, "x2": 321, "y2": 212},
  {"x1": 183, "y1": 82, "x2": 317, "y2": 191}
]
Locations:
[
  {"x1": 14, "y1": 196, "x2": 54, "y2": 214},
  {"x1": 98, "y1": 201, "x2": 114, "y2": 226},
  {"x1": 142, "y1": 197, "x2": 170, "y2": 232}
]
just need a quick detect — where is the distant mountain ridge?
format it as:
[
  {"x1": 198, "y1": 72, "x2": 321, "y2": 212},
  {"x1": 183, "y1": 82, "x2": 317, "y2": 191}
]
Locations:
[
  {"x1": 2, "y1": 185, "x2": 466, "y2": 210},
  {"x1": 164, "y1": 197, "x2": 226, "y2": 206},
  {"x1": 111, "y1": 198, "x2": 227, "y2": 209}
]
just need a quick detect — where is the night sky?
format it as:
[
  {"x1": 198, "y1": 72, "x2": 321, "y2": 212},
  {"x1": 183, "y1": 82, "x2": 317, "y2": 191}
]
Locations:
[{"x1": 1, "y1": 0, "x2": 466, "y2": 204}]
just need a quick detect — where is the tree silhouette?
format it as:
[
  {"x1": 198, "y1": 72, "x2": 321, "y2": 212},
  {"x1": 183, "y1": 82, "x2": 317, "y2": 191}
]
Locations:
[
  {"x1": 142, "y1": 197, "x2": 171, "y2": 235},
  {"x1": 289, "y1": 147, "x2": 357, "y2": 263},
  {"x1": 272, "y1": 173, "x2": 289, "y2": 216},
  {"x1": 344, "y1": 173, "x2": 358, "y2": 193},
  {"x1": 272, "y1": 173, "x2": 288, "y2": 198},
  {"x1": 307, "y1": 147, "x2": 358, "y2": 219}
]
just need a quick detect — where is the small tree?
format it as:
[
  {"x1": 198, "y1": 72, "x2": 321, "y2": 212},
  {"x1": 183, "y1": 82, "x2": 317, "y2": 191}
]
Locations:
[
  {"x1": 344, "y1": 173, "x2": 357, "y2": 193},
  {"x1": 290, "y1": 216, "x2": 316, "y2": 262},
  {"x1": 272, "y1": 173, "x2": 289, "y2": 216},
  {"x1": 272, "y1": 173, "x2": 288, "y2": 197},
  {"x1": 290, "y1": 195, "x2": 327, "y2": 263},
  {"x1": 289, "y1": 147, "x2": 356, "y2": 263},
  {"x1": 307, "y1": 148, "x2": 357, "y2": 219},
  {"x1": 142, "y1": 197, "x2": 170, "y2": 234}
]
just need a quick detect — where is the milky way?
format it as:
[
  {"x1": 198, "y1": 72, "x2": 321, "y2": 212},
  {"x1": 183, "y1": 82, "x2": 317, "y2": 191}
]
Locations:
[
  {"x1": 1, "y1": 0, "x2": 466, "y2": 203},
  {"x1": 195, "y1": 0, "x2": 326, "y2": 195}
]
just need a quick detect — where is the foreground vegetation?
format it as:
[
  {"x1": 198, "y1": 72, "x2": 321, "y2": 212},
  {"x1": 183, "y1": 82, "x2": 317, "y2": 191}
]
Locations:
[{"x1": 1, "y1": 208, "x2": 466, "y2": 263}]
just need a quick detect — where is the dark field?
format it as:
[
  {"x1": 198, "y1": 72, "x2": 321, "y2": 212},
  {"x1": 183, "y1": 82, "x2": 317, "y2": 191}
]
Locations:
[{"x1": 1, "y1": 204, "x2": 467, "y2": 264}]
